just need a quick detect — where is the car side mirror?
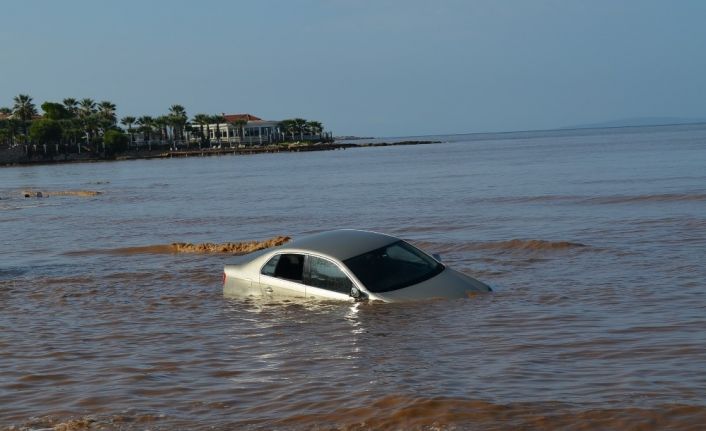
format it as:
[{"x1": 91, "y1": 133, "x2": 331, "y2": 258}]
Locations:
[
  {"x1": 432, "y1": 253, "x2": 442, "y2": 262},
  {"x1": 350, "y1": 286, "x2": 367, "y2": 301}
]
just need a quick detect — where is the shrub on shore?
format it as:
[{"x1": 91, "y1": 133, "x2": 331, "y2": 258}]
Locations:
[{"x1": 103, "y1": 129, "x2": 129, "y2": 156}]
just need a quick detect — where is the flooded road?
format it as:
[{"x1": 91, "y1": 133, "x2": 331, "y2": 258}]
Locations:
[{"x1": 1, "y1": 124, "x2": 706, "y2": 430}]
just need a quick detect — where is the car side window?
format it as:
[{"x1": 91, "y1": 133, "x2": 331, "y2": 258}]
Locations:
[
  {"x1": 262, "y1": 253, "x2": 304, "y2": 282},
  {"x1": 306, "y1": 256, "x2": 352, "y2": 294},
  {"x1": 261, "y1": 255, "x2": 280, "y2": 277}
]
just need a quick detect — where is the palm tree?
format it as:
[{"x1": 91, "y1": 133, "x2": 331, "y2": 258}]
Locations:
[
  {"x1": 78, "y1": 98, "x2": 96, "y2": 118},
  {"x1": 121, "y1": 116, "x2": 136, "y2": 147},
  {"x1": 155, "y1": 116, "x2": 170, "y2": 147},
  {"x1": 76, "y1": 99, "x2": 97, "y2": 150},
  {"x1": 306, "y1": 121, "x2": 323, "y2": 136},
  {"x1": 97, "y1": 101, "x2": 117, "y2": 129},
  {"x1": 12, "y1": 94, "x2": 37, "y2": 139},
  {"x1": 192, "y1": 113, "x2": 210, "y2": 148},
  {"x1": 136, "y1": 116, "x2": 154, "y2": 150},
  {"x1": 291, "y1": 118, "x2": 307, "y2": 140},
  {"x1": 62, "y1": 98, "x2": 78, "y2": 118},
  {"x1": 82, "y1": 114, "x2": 101, "y2": 151},
  {"x1": 168, "y1": 104, "x2": 188, "y2": 149},
  {"x1": 210, "y1": 114, "x2": 225, "y2": 147},
  {"x1": 278, "y1": 119, "x2": 297, "y2": 141}
]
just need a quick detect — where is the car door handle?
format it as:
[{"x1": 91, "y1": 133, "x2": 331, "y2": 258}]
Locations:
[{"x1": 265, "y1": 286, "x2": 273, "y2": 294}]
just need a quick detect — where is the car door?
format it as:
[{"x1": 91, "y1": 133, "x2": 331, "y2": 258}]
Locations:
[
  {"x1": 303, "y1": 255, "x2": 355, "y2": 301},
  {"x1": 259, "y1": 253, "x2": 307, "y2": 299}
]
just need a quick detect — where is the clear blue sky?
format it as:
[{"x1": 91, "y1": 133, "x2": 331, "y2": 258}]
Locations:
[{"x1": 1, "y1": 0, "x2": 705, "y2": 137}]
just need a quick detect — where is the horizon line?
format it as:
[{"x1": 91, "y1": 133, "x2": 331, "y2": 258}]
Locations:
[{"x1": 354, "y1": 120, "x2": 706, "y2": 140}]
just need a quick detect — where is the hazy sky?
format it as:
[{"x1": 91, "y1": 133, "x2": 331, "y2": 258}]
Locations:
[{"x1": 1, "y1": 0, "x2": 705, "y2": 136}]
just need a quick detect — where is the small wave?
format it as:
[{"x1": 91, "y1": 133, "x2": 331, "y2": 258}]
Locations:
[
  {"x1": 476, "y1": 195, "x2": 580, "y2": 204},
  {"x1": 66, "y1": 236, "x2": 290, "y2": 256},
  {"x1": 13, "y1": 413, "x2": 164, "y2": 431},
  {"x1": 270, "y1": 395, "x2": 706, "y2": 431},
  {"x1": 0, "y1": 267, "x2": 28, "y2": 279},
  {"x1": 585, "y1": 193, "x2": 706, "y2": 204},
  {"x1": 466, "y1": 192, "x2": 706, "y2": 206},
  {"x1": 414, "y1": 239, "x2": 586, "y2": 254},
  {"x1": 479, "y1": 239, "x2": 587, "y2": 251}
]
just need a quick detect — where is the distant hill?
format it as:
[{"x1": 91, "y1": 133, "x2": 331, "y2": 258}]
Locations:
[{"x1": 569, "y1": 117, "x2": 706, "y2": 129}]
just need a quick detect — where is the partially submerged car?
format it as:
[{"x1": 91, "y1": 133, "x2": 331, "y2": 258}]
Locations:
[{"x1": 223, "y1": 229, "x2": 491, "y2": 302}]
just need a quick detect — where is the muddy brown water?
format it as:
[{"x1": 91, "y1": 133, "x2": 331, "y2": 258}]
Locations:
[{"x1": 1, "y1": 124, "x2": 706, "y2": 430}]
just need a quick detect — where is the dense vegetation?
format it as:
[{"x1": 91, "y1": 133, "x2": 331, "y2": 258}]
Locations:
[{"x1": 0, "y1": 94, "x2": 328, "y2": 158}]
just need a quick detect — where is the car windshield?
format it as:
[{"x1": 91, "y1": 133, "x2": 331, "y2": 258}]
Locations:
[{"x1": 343, "y1": 240, "x2": 444, "y2": 293}]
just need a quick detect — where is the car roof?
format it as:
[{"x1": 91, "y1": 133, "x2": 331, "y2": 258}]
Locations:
[{"x1": 287, "y1": 229, "x2": 399, "y2": 261}]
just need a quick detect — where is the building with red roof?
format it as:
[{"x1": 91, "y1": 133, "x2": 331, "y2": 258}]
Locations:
[{"x1": 189, "y1": 113, "x2": 282, "y2": 146}]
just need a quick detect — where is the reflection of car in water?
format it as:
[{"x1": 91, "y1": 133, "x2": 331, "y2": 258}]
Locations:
[{"x1": 223, "y1": 229, "x2": 492, "y2": 302}]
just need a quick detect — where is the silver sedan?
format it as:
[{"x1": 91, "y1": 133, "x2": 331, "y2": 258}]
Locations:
[{"x1": 223, "y1": 229, "x2": 492, "y2": 302}]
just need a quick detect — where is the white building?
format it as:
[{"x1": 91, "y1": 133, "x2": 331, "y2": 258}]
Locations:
[{"x1": 189, "y1": 113, "x2": 282, "y2": 146}]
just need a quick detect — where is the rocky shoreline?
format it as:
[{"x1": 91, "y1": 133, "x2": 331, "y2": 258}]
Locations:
[{"x1": 0, "y1": 140, "x2": 442, "y2": 167}]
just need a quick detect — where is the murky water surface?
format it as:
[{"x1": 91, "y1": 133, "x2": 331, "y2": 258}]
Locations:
[{"x1": 1, "y1": 125, "x2": 706, "y2": 430}]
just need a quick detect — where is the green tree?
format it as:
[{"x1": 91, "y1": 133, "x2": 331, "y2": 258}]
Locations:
[
  {"x1": 78, "y1": 98, "x2": 96, "y2": 118},
  {"x1": 61, "y1": 118, "x2": 83, "y2": 153},
  {"x1": 306, "y1": 120, "x2": 323, "y2": 136},
  {"x1": 78, "y1": 98, "x2": 97, "y2": 149},
  {"x1": 136, "y1": 116, "x2": 154, "y2": 149},
  {"x1": 1, "y1": 117, "x2": 21, "y2": 146},
  {"x1": 0, "y1": 107, "x2": 13, "y2": 145},
  {"x1": 192, "y1": 113, "x2": 210, "y2": 148},
  {"x1": 210, "y1": 114, "x2": 226, "y2": 146},
  {"x1": 278, "y1": 119, "x2": 297, "y2": 141},
  {"x1": 97, "y1": 100, "x2": 117, "y2": 126},
  {"x1": 292, "y1": 118, "x2": 307, "y2": 139},
  {"x1": 120, "y1": 116, "x2": 136, "y2": 147},
  {"x1": 84, "y1": 115, "x2": 101, "y2": 150},
  {"x1": 103, "y1": 129, "x2": 129, "y2": 156},
  {"x1": 29, "y1": 118, "x2": 62, "y2": 145},
  {"x1": 0, "y1": 128, "x2": 9, "y2": 146},
  {"x1": 155, "y1": 116, "x2": 170, "y2": 146},
  {"x1": 62, "y1": 98, "x2": 79, "y2": 117},
  {"x1": 168, "y1": 104, "x2": 188, "y2": 148},
  {"x1": 12, "y1": 94, "x2": 37, "y2": 139},
  {"x1": 41, "y1": 102, "x2": 72, "y2": 121}
]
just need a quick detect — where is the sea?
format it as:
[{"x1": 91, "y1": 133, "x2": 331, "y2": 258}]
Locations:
[{"x1": 1, "y1": 124, "x2": 705, "y2": 430}]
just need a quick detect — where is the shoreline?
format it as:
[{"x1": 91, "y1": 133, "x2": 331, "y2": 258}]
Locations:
[{"x1": 0, "y1": 140, "x2": 441, "y2": 167}]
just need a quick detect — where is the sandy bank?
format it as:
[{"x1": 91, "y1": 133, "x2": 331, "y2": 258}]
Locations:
[
  {"x1": 171, "y1": 236, "x2": 291, "y2": 254},
  {"x1": 67, "y1": 236, "x2": 291, "y2": 256},
  {"x1": 22, "y1": 189, "x2": 102, "y2": 198}
]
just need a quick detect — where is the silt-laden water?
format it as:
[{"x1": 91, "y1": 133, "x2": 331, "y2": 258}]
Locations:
[{"x1": 1, "y1": 124, "x2": 706, "y2": 430}]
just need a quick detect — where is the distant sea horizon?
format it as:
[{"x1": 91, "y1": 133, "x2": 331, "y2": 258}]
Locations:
[{"x1": 338, "y1": 118, "x2": 706, "y2": 143}]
